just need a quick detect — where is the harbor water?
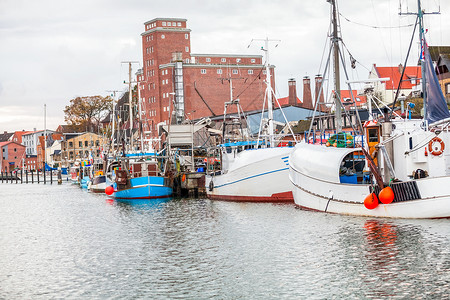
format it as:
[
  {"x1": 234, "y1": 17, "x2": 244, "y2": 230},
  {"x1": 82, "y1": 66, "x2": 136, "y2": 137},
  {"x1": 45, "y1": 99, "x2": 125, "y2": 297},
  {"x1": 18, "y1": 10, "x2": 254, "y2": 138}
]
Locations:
[{"x1": 1, "y1": 182, "x2": 449, "y2": 299}]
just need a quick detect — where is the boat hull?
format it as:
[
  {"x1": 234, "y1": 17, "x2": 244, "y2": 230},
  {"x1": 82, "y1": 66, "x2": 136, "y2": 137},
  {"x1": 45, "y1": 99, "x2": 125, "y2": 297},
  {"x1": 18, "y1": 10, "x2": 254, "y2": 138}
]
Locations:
[
  {"x1": 289, "y1": 143, "x2": 450, "y2": 219},
  {"x1": 206, "y1": 147, "x2": 294, "y2": 202},
  {"x1": 111, "y1": 176, "x2": 172, "y2": 200},
  {"x1": 89, "y1": 175, "x2": 112, "y2": 193}
]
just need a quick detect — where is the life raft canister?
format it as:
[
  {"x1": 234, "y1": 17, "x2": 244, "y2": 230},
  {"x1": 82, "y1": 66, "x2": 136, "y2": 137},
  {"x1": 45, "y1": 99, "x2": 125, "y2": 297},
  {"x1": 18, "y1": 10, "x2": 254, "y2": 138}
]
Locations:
[{"x1": 428, "y1": 137, "x2": 445, "y2": 156}]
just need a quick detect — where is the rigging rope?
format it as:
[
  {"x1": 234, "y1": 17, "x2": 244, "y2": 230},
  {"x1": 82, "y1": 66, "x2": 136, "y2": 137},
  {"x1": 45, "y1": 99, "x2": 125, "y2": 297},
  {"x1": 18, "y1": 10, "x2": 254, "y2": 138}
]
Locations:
[{"x1": 339, "y1": 12, "x2": 415, "y2": 29}]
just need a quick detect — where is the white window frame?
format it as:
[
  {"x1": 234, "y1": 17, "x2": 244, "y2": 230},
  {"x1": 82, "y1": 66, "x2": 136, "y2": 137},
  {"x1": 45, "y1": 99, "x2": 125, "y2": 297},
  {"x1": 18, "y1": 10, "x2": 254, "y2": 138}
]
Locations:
[
  {"x1": 248, "y1": 70, "x2": 253, "y2": 74},
  {"x1": 251, "y1": 59, "x2": 256, "y2": 63},
  {"x1": 221, "y1": 58, "x2": 226, "y2": 63},
  {"x1": 232, "y1": 69, "x2": 238, "y2": 74},
  {"x1": 201, "y1": 69, "x2": 206, "y2": 74},
  {"x1": 217, "y1": 69, "x2": 222, "y2": 74}
]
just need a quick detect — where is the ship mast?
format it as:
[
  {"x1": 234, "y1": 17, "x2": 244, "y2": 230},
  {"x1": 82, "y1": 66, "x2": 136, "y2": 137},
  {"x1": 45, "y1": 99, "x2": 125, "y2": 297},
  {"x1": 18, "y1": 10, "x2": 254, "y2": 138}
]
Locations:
[{"x1": 330, "y1": 0, "x2": 342, "y2": 132}]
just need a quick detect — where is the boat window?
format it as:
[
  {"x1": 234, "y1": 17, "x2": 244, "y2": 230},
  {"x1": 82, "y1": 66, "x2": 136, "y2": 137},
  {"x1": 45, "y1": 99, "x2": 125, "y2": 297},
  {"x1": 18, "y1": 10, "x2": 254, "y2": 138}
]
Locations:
[
  {"x1": 368, "y1": 128, "x2": 379, "y2": 143},
  {"x1": 339, "y1": 152, "x2": 368, "y2": 184}
]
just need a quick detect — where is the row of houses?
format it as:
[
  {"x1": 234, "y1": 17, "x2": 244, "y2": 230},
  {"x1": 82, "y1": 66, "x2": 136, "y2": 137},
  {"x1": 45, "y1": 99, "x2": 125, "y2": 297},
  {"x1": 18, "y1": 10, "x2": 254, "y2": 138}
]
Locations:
[{"x1": 0, "y1": 129, "x2": 108, "y2": 173}]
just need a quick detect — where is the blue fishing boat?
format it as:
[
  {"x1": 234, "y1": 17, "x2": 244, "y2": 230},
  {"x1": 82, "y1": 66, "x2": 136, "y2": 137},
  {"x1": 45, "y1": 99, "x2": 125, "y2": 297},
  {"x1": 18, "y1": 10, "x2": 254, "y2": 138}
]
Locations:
[{"x1": 107, "y1": 156, "x2": 172, "y2": 200}]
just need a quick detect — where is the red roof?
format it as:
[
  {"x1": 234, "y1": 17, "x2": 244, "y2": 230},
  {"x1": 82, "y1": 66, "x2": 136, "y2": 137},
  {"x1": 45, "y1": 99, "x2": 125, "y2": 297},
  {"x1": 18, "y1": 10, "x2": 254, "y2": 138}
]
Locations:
[
  {"x1": 373, "y1": 64, "x2": 422, "y2": 90},
  {"x1": 276, "y1": 96, "x2": 301, "y2": 106},
  {"x1": 339, "y1": 90, "x2": 367, "y2": 106}
]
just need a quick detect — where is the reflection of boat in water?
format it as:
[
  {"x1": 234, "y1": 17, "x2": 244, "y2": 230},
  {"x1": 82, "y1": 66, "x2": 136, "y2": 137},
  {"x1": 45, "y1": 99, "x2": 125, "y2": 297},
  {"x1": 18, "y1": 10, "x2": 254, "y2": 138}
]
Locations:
[
  {"x1": 113, "y1": 197, "x2": 172, "y2": 207},
  {"x1": 289, "y1": 0, "x2": 450, "y2": 218}
]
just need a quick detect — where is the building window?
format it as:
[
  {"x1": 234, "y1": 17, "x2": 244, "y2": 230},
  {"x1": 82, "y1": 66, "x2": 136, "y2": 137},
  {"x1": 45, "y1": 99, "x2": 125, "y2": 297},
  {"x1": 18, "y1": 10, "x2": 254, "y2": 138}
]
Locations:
[
  {"x1": 84, "y1": 141, "x2": 88, "y2": 147},
  {"x1": 167, "y1": 22, "x2": 171, "y2": 26},
  {"x1": 251, "y1": 59, "x2": 256, "y2": 63},
  {"x1": 201, "y1": 69, "x2": 206, "y2": 74},
  {"x1": 162, "y1": 22, "x2": 166, "y2": 26},
  {"x1": 185, "y1": 34, "x2": 188, "y2": 39},
  {"x1": 161, "y1": 34, "x2": 165, "y2": 39},
  {"x1": 185, "y1": 47, "x2": 189, "y2": 52},
  {"x1": 263, "y1": 70, "x2": 267, "y2": 74},
  {"x1": 79, "y1": 141, "x2": 82, "y2": 147},
  {"x1": 217, "y1": 69, "x2": 223, "y2": 74},
  {"x1": 236, "y1": 58, "x2": 241, "y2": 63},
  {"x1": 69, "y1": 142, "x2": 73, "y2": 147},
  {"x1": 221, "y1": 58, "x2": 226, "y2": 63},
  {"x1": 185, "y1": 58, "x2": 190, "y2": 63},
  {"x1": 177, "y1": 22, "x2": 181, "y2": 26},
  {"x1": 248, "y1": 70, "x2": 253, "y2": 74},
  {"x1": 206, "y1": 58, "x2": 211, "y2": 62},
  {"x1": 165, "y1": 79, "x2": 168, "y2": 84},
  {"x1": 232, "y1": 69, "x2": 238, "y2": 74},
  {"x1": 446, "y1": 83, "x2": 450, "y2": 94}
]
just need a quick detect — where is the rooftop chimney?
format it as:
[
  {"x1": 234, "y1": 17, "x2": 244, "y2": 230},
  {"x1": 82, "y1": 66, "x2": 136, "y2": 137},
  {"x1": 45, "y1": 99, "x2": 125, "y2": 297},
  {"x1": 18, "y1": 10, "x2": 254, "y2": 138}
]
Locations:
[
  {"x1": 288, "y1": 78, "x2": 297, "y2": 106},
  {"x1": 302, "y1": 76, "x2": 313, "y2": 110},
  {"x1": 315, "y1": 75, "x2": 325, "y2": 110}
]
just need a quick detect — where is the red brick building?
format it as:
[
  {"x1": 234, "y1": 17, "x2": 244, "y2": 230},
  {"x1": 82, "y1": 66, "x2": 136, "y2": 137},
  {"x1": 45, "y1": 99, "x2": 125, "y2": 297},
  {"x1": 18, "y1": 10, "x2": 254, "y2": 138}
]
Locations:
[
  {"x1": 139, "y1": 18, "x2": 275, "y2": 138},
  {"x1": 0, "y1": 141, "x2": 26, "y2": 172}
]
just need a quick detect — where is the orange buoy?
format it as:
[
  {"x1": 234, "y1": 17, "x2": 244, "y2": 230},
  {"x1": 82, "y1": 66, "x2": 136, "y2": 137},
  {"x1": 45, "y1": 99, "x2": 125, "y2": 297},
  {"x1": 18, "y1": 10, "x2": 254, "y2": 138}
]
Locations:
[
  {"x1": 182, "y1": 174, "x2": 186, "y2": 182},
  {"x1": 379, "y1": 186, "x2": 394, "y2": 204},
  {"x1": 105, "y1": 185, "x2": 114, "y2": 195},
  {"x1": 364, "y1": 193, "x2": 379, "y2": 209}
]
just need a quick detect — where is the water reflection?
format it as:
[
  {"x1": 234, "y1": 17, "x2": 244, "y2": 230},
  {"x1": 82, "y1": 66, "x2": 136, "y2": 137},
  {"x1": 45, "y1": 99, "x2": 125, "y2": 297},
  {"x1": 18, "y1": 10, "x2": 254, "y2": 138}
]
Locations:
[
  {"x1": 364, "y1": 220, "x2": 398, "y2": 268},
  {"x1": 106, "y1": 197, "x2": 172, "y2": 208},
  {"x1": 1, "y1": 183, "x2": 450, "y2": 299}
]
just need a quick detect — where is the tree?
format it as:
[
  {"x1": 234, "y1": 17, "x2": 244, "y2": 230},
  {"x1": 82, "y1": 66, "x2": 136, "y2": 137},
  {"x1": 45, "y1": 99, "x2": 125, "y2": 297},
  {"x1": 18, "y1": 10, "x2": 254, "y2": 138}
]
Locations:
[{"x1": 64, "y1": 95, "x2": 113, "y2": 133}]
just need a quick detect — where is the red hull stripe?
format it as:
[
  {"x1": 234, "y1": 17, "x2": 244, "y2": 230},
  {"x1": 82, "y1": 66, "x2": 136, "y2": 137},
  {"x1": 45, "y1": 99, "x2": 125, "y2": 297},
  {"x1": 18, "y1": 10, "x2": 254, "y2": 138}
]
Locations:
[{"x1": 208, "y1": 191, "x2": 294, "y2": 203}]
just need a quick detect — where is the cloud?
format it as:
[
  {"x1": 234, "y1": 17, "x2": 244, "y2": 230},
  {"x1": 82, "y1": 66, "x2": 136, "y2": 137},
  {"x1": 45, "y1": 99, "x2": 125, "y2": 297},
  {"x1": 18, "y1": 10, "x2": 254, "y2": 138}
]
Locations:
[{"x1": 1, "y1": 0, "x2": 449, "y2": 132}]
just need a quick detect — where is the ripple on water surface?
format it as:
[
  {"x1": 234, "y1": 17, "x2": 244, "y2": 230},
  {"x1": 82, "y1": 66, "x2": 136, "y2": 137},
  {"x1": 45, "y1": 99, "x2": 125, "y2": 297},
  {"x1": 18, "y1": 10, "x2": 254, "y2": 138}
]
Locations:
[{"x1": 0, "y1": 183, "x2": 449, "y2": 299}]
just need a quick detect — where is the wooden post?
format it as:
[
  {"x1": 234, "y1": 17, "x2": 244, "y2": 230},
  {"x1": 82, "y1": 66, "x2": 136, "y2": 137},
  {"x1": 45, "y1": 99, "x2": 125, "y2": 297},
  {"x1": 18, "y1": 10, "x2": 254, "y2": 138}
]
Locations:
[
  {"x1": 37, "y1": 169, "x2": 40, "y2": 184},
  {"x1": 1, "y1": 172, "x2": 3, "y2": 183},
  {"x1": 31, "y1": 170, "x2": 34, "y2": 183},
  {"x1": 20, "y1": 169, "x2": 23, "y2": 184},
  {"x1": 16, "y1": 171, "x2": 18, "y2": 184},
  {"x1": 50, "y1": 170, "x2": 53, "y2": 184},
  {"x1": 10, "y1": 171, "x2": 13, "y2": 184},
  {"x1": 44, "y1": 167, "x2": 46, "y2": 184},
  {"x1": 26, "y1": 170, "x2": 28, "y2": 184}
]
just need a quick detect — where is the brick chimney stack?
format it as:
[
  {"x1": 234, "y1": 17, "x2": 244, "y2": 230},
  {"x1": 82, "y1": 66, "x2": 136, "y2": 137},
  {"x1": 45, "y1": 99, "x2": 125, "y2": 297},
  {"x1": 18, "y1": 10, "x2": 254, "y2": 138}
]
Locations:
[
  {"x1": 302, "y1": 76, "x2": 313, "y2": 109},
  {"x1": 315, "y1": 75, "x2": 325, "y2": 110},
  {"x1": 288, "y1": 78, "x2": 297, "y2": 106}
]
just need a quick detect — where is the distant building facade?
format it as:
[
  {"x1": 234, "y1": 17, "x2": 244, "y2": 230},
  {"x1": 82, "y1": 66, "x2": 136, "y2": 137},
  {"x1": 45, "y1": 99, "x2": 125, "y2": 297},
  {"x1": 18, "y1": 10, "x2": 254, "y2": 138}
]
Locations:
[
  {"x1": 22, "y1": 130, "x2": 55, "y2": 156},
  {"x1": 60, "y1": 132, "x2": 107, "y2": 167},
  {"x1": 369, "y1": 63, "x2": 422, "y2": 104},
  {"x1": 0, "y1": 141, "x2": 26, "y2": 172},
  {"x1": 139, "y1": 18, "x2": 275, "y2": 139}
]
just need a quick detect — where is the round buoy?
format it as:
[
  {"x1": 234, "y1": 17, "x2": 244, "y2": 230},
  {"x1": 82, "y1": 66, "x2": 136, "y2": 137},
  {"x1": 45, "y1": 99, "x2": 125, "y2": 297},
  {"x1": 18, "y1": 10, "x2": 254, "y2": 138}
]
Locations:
[
  {"x1": 379, "y1": 186, "x2": 394, "y2": 204},
  {"x1": 364, "y1": 193, "x2": 379, "y2": 209},
  {"x1": 105, "y1": 185, "x2": 114, "y2": 195}
]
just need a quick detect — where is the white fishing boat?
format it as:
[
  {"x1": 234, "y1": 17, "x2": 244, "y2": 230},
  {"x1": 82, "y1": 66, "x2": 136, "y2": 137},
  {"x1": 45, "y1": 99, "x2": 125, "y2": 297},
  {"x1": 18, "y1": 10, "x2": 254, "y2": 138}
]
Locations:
[
  {"x1": 205, "y1": 38, "x2": 296, "y2": 202},
  {"x1": 289, "y1": 0, "x2": 450, "y2": 218}
]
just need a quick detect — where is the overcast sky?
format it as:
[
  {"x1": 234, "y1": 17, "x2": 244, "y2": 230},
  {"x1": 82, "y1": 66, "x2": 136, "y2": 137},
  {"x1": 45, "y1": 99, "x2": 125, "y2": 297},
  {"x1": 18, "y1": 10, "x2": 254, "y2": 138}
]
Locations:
[{"x1": 1, "y1": 0, "x2": 449, "y2": 132}]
